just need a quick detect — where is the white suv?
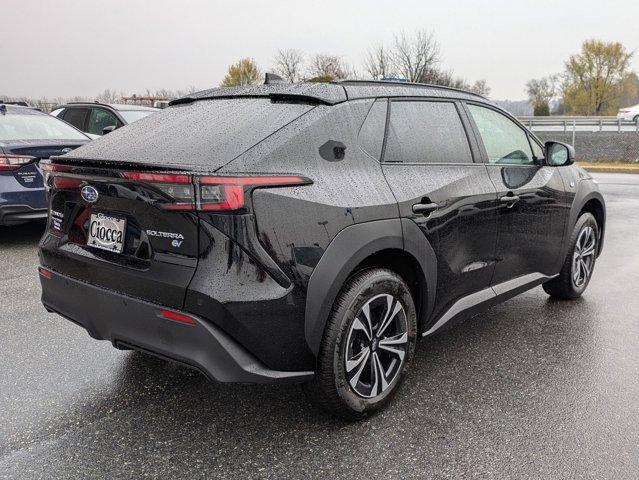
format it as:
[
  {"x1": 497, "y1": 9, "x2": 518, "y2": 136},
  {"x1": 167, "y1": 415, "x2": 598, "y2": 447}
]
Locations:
[{"x1": 617, "y1": 104, "x2": 639, "y2": 123}]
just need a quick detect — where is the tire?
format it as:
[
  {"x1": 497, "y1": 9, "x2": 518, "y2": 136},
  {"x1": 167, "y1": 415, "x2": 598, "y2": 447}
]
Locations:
[
  {"x1": 543, "y1": 212, "x2": 598, "y2": 299},
  {"x1": 634, "y1": 115, "x2": 639, "y2": 125},
  {"x1": 303, "y1": 268, "x2": 417, "y2": 420}
]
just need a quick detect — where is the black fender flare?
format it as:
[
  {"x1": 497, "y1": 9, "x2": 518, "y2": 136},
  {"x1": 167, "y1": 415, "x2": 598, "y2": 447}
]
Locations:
[
  {"x1": 304, "y1": 218, "x2": 437, "y2": 356},
  {"x1": 562, "y1": 184, "x2": 606, "y2": 259}
]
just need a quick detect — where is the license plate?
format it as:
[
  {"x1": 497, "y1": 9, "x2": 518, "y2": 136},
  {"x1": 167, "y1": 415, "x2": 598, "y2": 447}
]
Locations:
[{"x1": 87, "y1": 213, "x2": 127, "y2": 253}]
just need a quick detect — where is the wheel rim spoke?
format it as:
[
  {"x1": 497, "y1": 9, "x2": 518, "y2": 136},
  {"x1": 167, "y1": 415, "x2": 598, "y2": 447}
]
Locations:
[
  {"x1": 581, "y1": 244, "x2": 595, "y2": 258},
  {"x1": 379, "y1": 332, "x2": 408, "y2": 347},
  {"x1": 369, "y1": 352, "x2": 379, "y2": 396},
  {"x1": 373, "y1": 352, "x2": 388, "y2": 394},
  {"x1": 376, "y1": 296, "x2": 402, "y2": 338},
  {"x1": 352, "y1": 316, "x2": 372, "y2": 341},
  {"x1": 347, "y1": 348, "x2": 370, "y2": 389}
]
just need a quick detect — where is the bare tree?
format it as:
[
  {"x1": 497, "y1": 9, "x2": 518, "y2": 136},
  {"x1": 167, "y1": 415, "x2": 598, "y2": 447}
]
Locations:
[
  {"x1": 307, "y1": 54, "x2": 352, "y2": 82},
  {"x1": 470, "y1": 79, "x2": 491, "y2": 97},
  {"x1": 364, "y1": 44, "x2": 393, "y2": 79},
  {"x1": 273, "y1": 49, "x2": 304, "y2": 83},
  {"x1": 389, "y1": 30, "x2": 440, "y2": 82},
  {"x1": 95, "y1": 89, "x2": 122, "y2": 103}
]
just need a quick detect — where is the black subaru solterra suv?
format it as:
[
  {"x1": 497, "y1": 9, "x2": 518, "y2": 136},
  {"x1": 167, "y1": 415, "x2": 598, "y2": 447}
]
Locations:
[{"x1": 38, "y1": 80, "x2": 605, "y2": 419}]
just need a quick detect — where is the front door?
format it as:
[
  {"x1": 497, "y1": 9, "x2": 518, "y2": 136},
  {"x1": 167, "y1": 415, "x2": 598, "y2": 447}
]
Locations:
[
  {"x1": 381, "y1": 99, "x2": 498, "y2": 323},
  {"x1": 464, "y1": 103, "x2": 568, "y2": 285}
]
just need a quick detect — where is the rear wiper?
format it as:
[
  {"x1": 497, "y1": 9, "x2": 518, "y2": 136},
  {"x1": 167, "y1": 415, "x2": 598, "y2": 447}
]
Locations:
[{"x1": 170, "y1": 93, "x2": 332, "y2": 107}]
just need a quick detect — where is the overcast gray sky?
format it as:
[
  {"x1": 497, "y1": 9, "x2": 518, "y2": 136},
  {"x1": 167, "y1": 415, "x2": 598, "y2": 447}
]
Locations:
[{"x1": 3, "y1": 0, "x2": 638, "y2": 100}]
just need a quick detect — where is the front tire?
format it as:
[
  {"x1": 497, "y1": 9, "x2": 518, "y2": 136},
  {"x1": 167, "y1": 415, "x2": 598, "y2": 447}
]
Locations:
[
  {"x1": 304, "y1": 268, "x2": 417, "y2": 420},
  {"x1": 543, "y1": 212, "x2": 598, "y2": 299}
]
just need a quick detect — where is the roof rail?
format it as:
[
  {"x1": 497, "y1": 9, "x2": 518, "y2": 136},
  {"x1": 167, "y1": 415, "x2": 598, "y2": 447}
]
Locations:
[{"x1": 335, "y1": 79, "x2": 487, "y2": 99}]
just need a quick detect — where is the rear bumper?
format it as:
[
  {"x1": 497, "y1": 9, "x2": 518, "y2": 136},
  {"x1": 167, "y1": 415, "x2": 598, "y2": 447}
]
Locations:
[
  {"x1": 39, "y1": 268, "x2": 314, "y2": 384},
  {"x1": 0, "y1": 204, "x2": 47, "y2": 226}
]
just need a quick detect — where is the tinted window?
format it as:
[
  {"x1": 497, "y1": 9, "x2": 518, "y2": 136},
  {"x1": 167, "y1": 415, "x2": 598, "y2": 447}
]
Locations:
[
  {"x1": 62, "y1": 108, "x2": 89, "y2": 131},
  {"x1": 87, "y1": 108, "x2": 119, "y2": 135},
  {"x1": 384, "y1": 101, "x2": 473, "y2": 164},
  {"x1": 0, "y1": 113, "x2": 88, "y2": 141},
  {"x1": 468, "y1": 104, "x2": 534, "y2": 165},
  {"x1": 358, "y1": 99, "x2": 387, "y2": 161}
]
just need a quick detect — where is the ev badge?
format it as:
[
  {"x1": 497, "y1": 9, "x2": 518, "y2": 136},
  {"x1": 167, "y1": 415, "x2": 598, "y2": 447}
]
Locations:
[{"x1": 81, "y1": 185, "x2": 99, "y2": 203}]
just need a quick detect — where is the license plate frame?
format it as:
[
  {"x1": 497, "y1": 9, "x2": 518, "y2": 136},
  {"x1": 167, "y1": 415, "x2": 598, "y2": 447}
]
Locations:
[{"x1": 87, "y1": 212, "x2": 127, "y2": 253}]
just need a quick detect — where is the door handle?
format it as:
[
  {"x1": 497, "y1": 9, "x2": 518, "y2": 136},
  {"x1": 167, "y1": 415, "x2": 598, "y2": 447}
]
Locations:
[
  {"x1": 499, "y1": 194, "x2": 520, "y2": 207},
  {"x1": 412, "y1": 202, "x2": 439, "y2": 215}
]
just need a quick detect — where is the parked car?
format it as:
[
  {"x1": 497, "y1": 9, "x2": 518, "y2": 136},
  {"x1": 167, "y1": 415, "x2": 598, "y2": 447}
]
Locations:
[
  {"x1": 617, "y1": 103, "x2": 639, "y2": 123},
  {"x1": 0, "y1": 104, "x2": 89, "y2": 226},
  {"x1": 50, "y1": 102, "x2": 158, "y2": 137},
  {"x1": 38, "y1": 81, "x2": 605, "y2": 419}
]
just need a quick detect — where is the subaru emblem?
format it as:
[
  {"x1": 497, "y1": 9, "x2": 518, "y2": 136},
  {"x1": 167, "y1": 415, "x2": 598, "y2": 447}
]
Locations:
[{"x1": 81, "y1": 185, "x2": 99, "y2": 203}]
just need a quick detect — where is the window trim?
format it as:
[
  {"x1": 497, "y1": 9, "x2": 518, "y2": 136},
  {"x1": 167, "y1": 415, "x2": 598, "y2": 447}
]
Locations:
[
  {"x1": 380, "y1": 97, "x2": 480, "y2": 166},
  {"x1": 462, "y1": 100, "x2": 546, "y2": 167}
]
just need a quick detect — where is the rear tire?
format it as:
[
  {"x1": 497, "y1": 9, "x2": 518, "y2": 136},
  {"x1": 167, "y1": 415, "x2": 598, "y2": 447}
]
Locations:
[
  {"x1": 304, "y1": 268, "x2": 417, "y2": 420},
  {"x1": 543, "y1": 212, "x2": 598, "y2": 299}
]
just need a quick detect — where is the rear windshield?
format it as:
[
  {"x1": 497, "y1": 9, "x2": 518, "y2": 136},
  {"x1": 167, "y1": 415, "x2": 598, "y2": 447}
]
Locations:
[
  {"x1": 0, "y1": 112, "x2": 87, "y2": 141},
  {"x1": 64, "y1": 98, "x2": 315, "y2": 168}
]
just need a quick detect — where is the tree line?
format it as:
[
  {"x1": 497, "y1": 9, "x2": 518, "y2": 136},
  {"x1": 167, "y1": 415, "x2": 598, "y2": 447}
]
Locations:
[
  {"x1": 221, "y1": 30, "x2": 491, "y2": 96},
  {"x1": 526, "y1": 39, "x2": 638, "y2": 116}
]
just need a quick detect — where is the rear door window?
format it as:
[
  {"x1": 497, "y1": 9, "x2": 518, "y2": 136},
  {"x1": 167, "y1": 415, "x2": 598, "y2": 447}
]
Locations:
[
  {"x1": 384, "y1": 101, "x2": 473, "y2": 164},
  {"x1": 62, "y1": 108, "x2": 89, "y2": 131}
]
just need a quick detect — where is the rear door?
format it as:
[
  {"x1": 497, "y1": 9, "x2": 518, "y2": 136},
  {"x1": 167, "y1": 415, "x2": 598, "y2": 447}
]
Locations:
[
  {"x1": 463, "y1": 102, "x2": 568, "y2": 285},
  {"x1": 381, "y1": 99, "x2": 498, "y2": 323}
]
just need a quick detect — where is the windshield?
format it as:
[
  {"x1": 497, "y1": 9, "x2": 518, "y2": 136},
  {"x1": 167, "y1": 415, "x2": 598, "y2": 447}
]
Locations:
[
  {"x1": 119, "y1": 110, "x2": 155, "y2": 123},
  {"x1": 0, "y1": 113, "x2": 87, "y2": 141}
]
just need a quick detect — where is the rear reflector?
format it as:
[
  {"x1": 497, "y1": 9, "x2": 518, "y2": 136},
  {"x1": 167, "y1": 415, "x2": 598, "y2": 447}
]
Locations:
[
  {"x1": 159, "y1": 309, "x2": 197, "y2": 325},
  {"x1": 38, "y1": 267, "x2": 53, "y2": 279},
  {"x1": 0, "y1": 155, "x2": 35, "y2": 171}
]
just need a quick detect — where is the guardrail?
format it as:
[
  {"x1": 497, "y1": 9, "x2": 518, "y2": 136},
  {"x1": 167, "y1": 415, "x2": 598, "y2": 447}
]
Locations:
[{"x1": 517, "y1": 116, "x2": 639, "y2": 133}]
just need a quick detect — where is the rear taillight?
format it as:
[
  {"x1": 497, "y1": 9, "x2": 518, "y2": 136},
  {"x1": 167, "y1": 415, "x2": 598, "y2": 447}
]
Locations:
[
  {"x1": 122, "y1": 172, "x2": 310, "y2": 212},
  {"x1": 0, "y1": 154, "x2": 35, "y2": 171},
  {"x1": 197, "y1": 176, "x2": 308, "y2": 211},
  {"x1": 122, "y1": 171, "x2": 195, "y2": 210}
]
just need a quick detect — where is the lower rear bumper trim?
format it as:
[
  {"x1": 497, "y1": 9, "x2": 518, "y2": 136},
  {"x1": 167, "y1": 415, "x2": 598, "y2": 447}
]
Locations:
[{"x1": 40, "y1": 269, "x2": 314, "y2": 384}]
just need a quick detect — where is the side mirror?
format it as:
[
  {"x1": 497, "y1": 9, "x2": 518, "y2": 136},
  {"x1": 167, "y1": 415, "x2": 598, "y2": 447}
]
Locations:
[
  {"x1": 102, "y1": 125, "x2": 117, "y2": 135},
  {"x1": 545, "y1": 141, "x2": 575, "y2": 166}
]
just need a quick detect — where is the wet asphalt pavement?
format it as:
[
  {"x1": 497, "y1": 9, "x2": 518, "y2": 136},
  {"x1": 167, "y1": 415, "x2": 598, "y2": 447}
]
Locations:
[{"x1": 1, "y1": 173, "x2": 638, "y2": 479}]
